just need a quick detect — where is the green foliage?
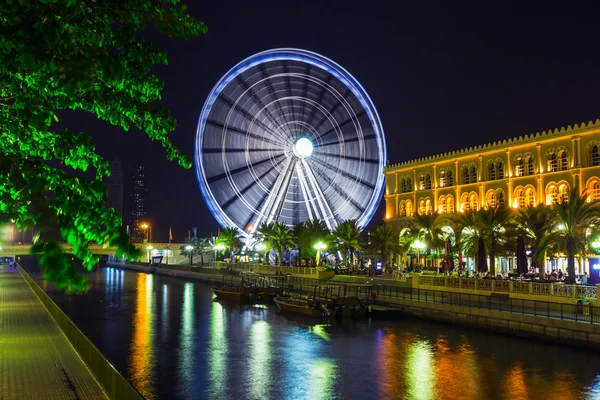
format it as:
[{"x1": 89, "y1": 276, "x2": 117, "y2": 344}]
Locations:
[
  {"x1": 217, "y1": 227, "x2": 243, "y2": 253},
  {"x1": 369, "y1": 224, "x2": 399, "y2": 266},
  {"x1": 258, "y1": 222, "x2": 294, "y2": 265},
  {"x1": 330, "y1": 219, "x2": 363, "y2": 266},
  {"x1": 0, "y1": 1, "x2": 207, "y2": 291}
]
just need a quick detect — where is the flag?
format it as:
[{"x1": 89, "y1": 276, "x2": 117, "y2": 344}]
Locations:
[{"x1": 169, "y1": 227, "x2": 173, "y2": 243}]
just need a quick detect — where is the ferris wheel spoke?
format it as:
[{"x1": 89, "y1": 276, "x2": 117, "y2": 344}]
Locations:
[
  {"x1": 207, "y1": 154, "x2": 285, "y2": 184},
  {"x1": 304, "y1": 73, "x2": 333, "y2": 127},
  {"x1": 299, "y1": 159, "x2": 337, "y2": 229},
  {"x1": 318, "y1": 133, "x2": 376, "y2": 148},
  {"x1": 300, "y1": 63, "x2": 313, "y2": 124},
  {"x1": 203, "y1": 147, "x2": 278, "y2": 154},
  {"x1": 217, "y1": 93, "x2": 284, "y2": 141},
  {"x1": 317, "y1": 109, "x2": 368, "y2": 142},
  {"x1": 295, "y1": 162, "x2": 316, "y2": 221},
  {"x1": 258, "y1": 63, "x2": 292, "y2": 132},
  {"x1": 312, "y1": 88, "x2": 352, "y2": 132},
  {"x1": 235, "y1": 74, "x2": 282, "y2": 133},
  {"x1": 282, "y1": 61, "x2": 299, "y2": 131},
  {"x1": 221, "y1": 156, "x2": 288, "y2": 210},
  {"x1": 313, "y1": 151, "x2": 380, "y2": 164},
  {"x1": 309, "y1": 164, "x2": 366, "y2": 214},
  {"x1": 250, "y1": 157, "x2": 297, "y2": 232},
  {"x1": 206, "y1": 119, "x2": 285, "y2": 148},
  {"x1": 310, "y1": 157, "x2": 376, "y2": 190}
]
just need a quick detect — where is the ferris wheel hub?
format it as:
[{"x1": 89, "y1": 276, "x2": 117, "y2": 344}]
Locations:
[{"x1": 293, "y1": 137, "x2": 314, "y2": 158}]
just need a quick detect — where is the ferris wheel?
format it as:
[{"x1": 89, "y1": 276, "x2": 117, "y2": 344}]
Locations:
[{"x1": 195, "y1": 48, "x2": 386, "y2": 237}]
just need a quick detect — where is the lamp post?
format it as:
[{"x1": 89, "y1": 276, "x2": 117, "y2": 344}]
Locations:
[
  {"x1": 215, "y1": 243, "x2": 225, "y2": 262},
  {"x1": 185, "y1": 245, "x2": 195, "y2": 265},
  {"x1": 147, "y1": 245, "x2": 153, "y2": 264},
  {"x1": 412, "y1": 240, "x2": 426, "y2": 268},
  {"x1": 256, "y1": 242, "x2": 266, "y2": 264},
  {"x1": 314, "y1": 241, "x2": 326, "y2": 267},
  {"x1": 140, "y1": 223, "x2": 150, "y2": 243}
]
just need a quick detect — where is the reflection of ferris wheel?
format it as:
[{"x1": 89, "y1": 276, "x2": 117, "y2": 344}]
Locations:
[{"x1": 195, "y1": 48, "x2": 386, "y2": 237}]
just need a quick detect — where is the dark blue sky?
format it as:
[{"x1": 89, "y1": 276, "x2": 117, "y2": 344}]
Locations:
[{"x1": 74, "y1": 2, "x2": 600, "y2": 241}]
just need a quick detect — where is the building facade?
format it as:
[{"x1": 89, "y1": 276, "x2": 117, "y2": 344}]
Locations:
[
  {"x1": 129, "y1": 162, "x2": 148, "y2": 243},
  {"x1": 384, "y1": 120, "x2": 600, "y2": 221},
  {"x1": 106, "y1": 159, "x2": 123, "y2": 217}
]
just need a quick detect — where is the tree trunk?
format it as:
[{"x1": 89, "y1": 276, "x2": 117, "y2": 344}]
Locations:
[
  {"x1": 489, "y1": 251, "x2": 496, "y2": 276},
  {"x1": 189, "y1": 253, "x2": 192, "y2": 265},
  {"x1": 567, "y1": 241, "x2": 576, "y2": 284},
  {"x1": 200, "y1": 253, "x2": 204, "y2": 266},
  {"x1": 279, "y1": 247, "x2": 284, "y2": 266}
]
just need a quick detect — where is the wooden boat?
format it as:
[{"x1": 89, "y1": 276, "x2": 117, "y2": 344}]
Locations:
[
  {"x1": 212, "y1": 286, "x2": 244, "y2": 301},
  {"x1": 273, "y1": 296, "x2": 328, "y2": 317}
]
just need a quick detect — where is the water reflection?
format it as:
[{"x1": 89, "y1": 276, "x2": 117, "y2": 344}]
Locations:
[
  {"x1": 249, "y1": 320, "x2": 271, "y2": 399},
  {"x1": 129, "y1": 274, "x2": 155, "y2": 399},
  {"x1": 406, "y1": 338, "x2": 437, "y2": 400},
  {"x1": 178, "y1": 283, "x2": 195, "y2": 392},
  {"x1": 208, "y1": 299, "x2": 228, "y2": 398}
]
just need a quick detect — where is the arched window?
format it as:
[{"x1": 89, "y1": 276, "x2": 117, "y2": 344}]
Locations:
[
  {"x1": 590, "y1": 181, "x2": 600, "y2": 202},
  {"x1": 400, "y1": 179, "x2": 406, "y2": 193},
  {"x1": 438, "y1": 196, "x2": 447, "y2": 214},
  {"x1": 560, "y1": 151, "x2": 568, "y2": 171},
  {"x1": 400, "y1": 201, "x2": 406, "y2": 217},
  {"x1": 463, "y1": 167, "x2": 470, "y2": 184},
  {"x1": 559, "y1": 184, "x2": 569, "y2": 204},
  {"x1": 439, "y1": 171, "x2": 446, "y2": 187},
  {"x1": 406, "y1": 200, "x2": 413, "y2": 216},
  {"x1": 407, "y1": 178, "x2": 413, "y2": 192},
  {"x1": 515, "y1": 158, "x2": 524, "y2": 176},
  {"x1": 419, "y1": 200, "x2": 426, "y2": 215},
  {"x1": 527, "y1": 157, "x2": 534, "y2": 175},
  {"x1": 497, "y1": 191, "x2": 505, "y2": 208},
  {"x1": 425, "y1": 199, "x2": 432, "y2": 214},
  {"x1": 489, "y1": 163, "x2": 496, "y2": 181},
  {"x1": 419, "y1": 175, "x2": 425, "y2": 190},
  {"x1": 470, "y1": 166, "x2": 477, "y2": 183},
  {"x1": 514, "y1": 189, "x2": 525, "y2": 208},
  {"x1": 592, "y1": 145, "x2": 600, "y2": 166},
  {"x1": 548, "y1": 153, "x2": 557, "y2": 172},
  {"x1": 461, "y1": 193, "x2": 470, "y2": 212},
  {"x1": 497, "y1": 162, "x2": 504, "y2": 179},
  {"x1": 425, "y1": 174, "x2": 432, "y2": 190},
  {"x1": 447, "y1": 196, "x2": 455, "y2": 213},
  {"x1": 447, "y1": 171, "x2": 454, "y2": 186},
  {"x1": 470, "y1": 193, "x2": 479, "y2": 211},
  {"x1": 547, "y1": 185, "x2": 558, "y2": 205},
  {"x1": 487, "y1": 191, "x2": 497, "y2": 208},
  {"x1": 526, "y1": 188, "x2": 535, "y2": 207}
]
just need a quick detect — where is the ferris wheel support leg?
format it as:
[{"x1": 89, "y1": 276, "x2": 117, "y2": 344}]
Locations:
[
  {"x1": 295, "y1": 163, "x2": 316, "y2": 221},
  {"x1": 271, "y1": 158, "x2": 297, "y2": 223},
  {"x1": 300, "y1": 159, "x2": 338, "y2": 230}
]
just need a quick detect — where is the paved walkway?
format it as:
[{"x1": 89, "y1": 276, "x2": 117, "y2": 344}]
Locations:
[{"x1": 0, "y1": 266, "x2": 107, "y2": 399}]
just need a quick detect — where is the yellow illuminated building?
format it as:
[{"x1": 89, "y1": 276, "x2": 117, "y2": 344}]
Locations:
[{"x1": 384, "y1": 120, "x2": 600, "y2": 220}]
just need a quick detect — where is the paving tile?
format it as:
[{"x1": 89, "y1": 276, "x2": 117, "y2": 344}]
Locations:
[{"x1": 0, "y1": 267, "x2": 107, "y2": 399}]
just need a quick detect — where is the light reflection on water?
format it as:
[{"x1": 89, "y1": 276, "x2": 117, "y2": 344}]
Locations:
[{"x1": 23, "y1": 264, "x2": 600, "y2": 400}]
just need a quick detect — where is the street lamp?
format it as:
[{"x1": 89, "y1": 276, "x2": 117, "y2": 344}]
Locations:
[
  {"x1": 412, "y1": 240, "x2": 426, "y2": 268},
  {"x1": 147, "y1": 245, "x2": 153, "y2": 263},
  {"x1": 215, "y1": 243, "x2": 225, "y2": 262},
  {"x1": 314, "y1": 241, "x2": 326, "y2": 267},
  {"x1": 591, "y1": 239, "x2": 600, "y2": 253},
  {"x1": 140, "y1": 223, "x2": 150, "y2": 243},
  {"x1": 185, "y1": 245, "x2": 195, "y2": 265}
]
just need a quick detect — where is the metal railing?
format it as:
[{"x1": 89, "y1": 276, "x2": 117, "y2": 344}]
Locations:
[
  {"x1": 374, "y1": 284, "x2": 599, "y2": 324},
  {"x1": 416, "y1": 275, "x2": 597, "y2": 300}
]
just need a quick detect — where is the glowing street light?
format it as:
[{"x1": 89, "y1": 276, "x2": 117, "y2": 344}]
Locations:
[
  {"x1": 592, "y1": 239, "x2": 600, "y2": 253},
  {"x1": 412, "y1": 240, "x2": 426, "y2": 267},
  {"x1": 314, "y1": 241, "x2": 326, "y2": 267},
  {"x1": 214, "y1": 243, "x2": 226, "y2": 263},
  {"x1": 140, "y1": 222, "x2": 150, "y2": 243},
  {"x1": 256, "y1": 242, "x2": 266, "y2": 251},
  {"x1": 146, "y1": 245, "x2": 153, "y2": 263}
]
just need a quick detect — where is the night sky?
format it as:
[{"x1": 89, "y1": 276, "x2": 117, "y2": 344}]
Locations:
[{"x1": 64, "y1": 3, "x2": 600, "y2": 242}]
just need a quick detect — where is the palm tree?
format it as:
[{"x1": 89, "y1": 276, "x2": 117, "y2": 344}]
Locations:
[
  {"x1": 255, "y1": 222, "x2": 275, "y2": 263},
  {"x1": 410, "y1": 212, "x2": 444, "y2": 265},
  {"x1": 179, "y1": 237, "x2": 198, "y2": 265},
  {"x1": 296, "y1": 219, "x2": 330, "y2": 265},
  {"x1": 330, "y1": 219, "x2": 363, "y2": 267},
  {"x1": 195, "y1": 237, "x2": 211, "y2": 265},
  {"x1": 263, "y1": 222, "x2": 295, "y2": 265},
  {"x1": 543, "y1": 186, "x2": 600, "y2": 283},
  {"x1": 218, "y1": 227, "x2": 243, "y2": 256},
  {"x1": 515, "y1": 204, "x2": 555, "y2": 278},
  {"x1": 369, "y1": 224, "x2": 399, "y2": 270}
]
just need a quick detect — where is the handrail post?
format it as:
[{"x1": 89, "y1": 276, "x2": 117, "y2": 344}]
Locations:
[{"x1": 475, "y1": 278, "x2": 479, "y2": 290}]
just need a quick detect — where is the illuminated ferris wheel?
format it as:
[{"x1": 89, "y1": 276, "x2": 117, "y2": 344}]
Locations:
[{"x1": 195, "y1": 48, "x2": 386, "y2": 237}]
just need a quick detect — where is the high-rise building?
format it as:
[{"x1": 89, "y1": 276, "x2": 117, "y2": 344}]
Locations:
[
  {"x1": 129, "y1": 162, "x2": 148, "y2": 243},
  {"x1": 106, "y1": 159, "x2": 123, "y2": 217}
]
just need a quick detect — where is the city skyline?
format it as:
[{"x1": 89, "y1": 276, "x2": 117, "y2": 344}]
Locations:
[{"x1": 59, "y1": 3, "x2": 600, "y2": 242}]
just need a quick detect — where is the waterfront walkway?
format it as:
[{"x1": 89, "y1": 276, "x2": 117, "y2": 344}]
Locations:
[{"x1": 0, "y1": 266, "x2": 107, "y2": 399}]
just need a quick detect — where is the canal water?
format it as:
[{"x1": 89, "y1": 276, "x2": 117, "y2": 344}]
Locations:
[{"x1": 20, "y1": 259, "x2": 600, "y2": 399}]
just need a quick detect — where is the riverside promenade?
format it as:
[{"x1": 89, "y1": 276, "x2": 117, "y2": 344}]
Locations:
[{"x1": 0, "y1": 266, "x2": 107, "y2": 399}]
